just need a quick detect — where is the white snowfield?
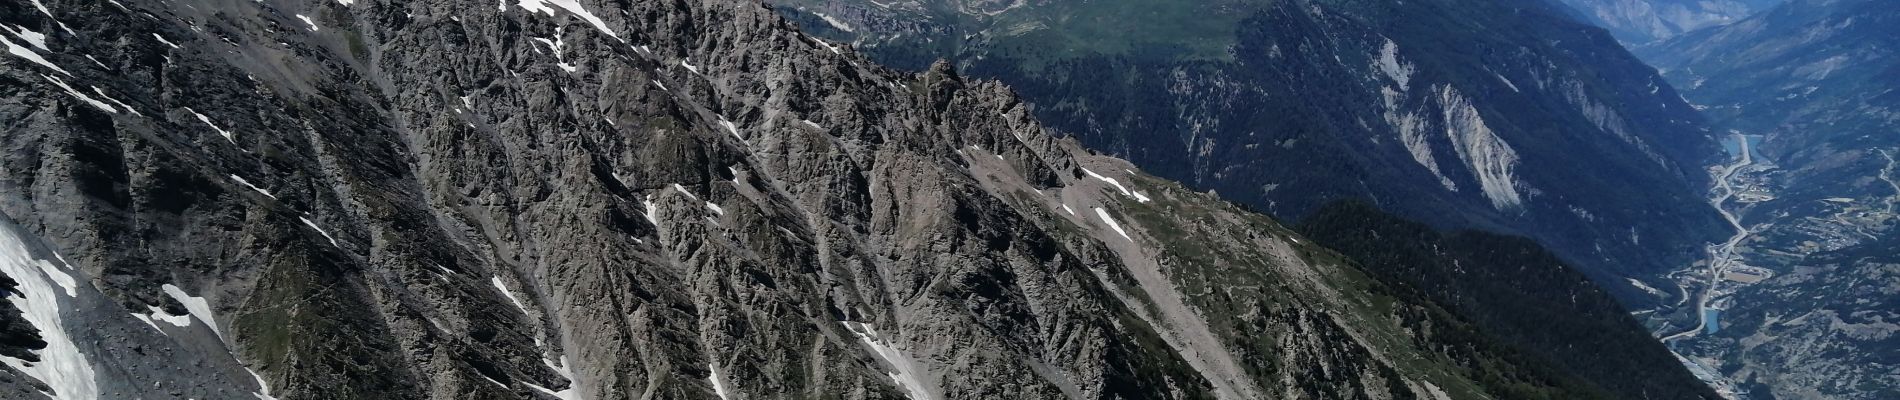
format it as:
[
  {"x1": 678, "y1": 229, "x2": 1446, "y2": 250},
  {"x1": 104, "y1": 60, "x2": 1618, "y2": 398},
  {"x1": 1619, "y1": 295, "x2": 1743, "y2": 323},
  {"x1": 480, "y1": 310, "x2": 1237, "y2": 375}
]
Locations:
[
  {"x1": 491, "y1": 276, "x2": 533, "y2": 319},
  {"x1": 2, "y1": 33, "x2": 68, "y2": 74},
  {"x1": 642, "y1": 194, "x2": 660, "y2": 225},
  {"x1": 230, "y1": 174, "x2": 275, "y2": 199},
  {"x1": 162, "y1": 283, "x2": 223, "y2": 340},
  {"x1": 1094, "y1": 207, "x2": 1132, "y2": 241},
  {"x1": 841, "y1": 321, "x2": 935, "y2": 400},
  {"x1": 2, "y1": 25, "x2": 48, "y2": 50},
  {"x1": 299, "y1": 216, "x2": 341, "y2": 247},
  {"x1": 708, "y1": 363, "x2": 734, "y2": 400},
  {"x1": 0, "y1": 226, "x2": 100, "y2": 399},
  {"x1": 186, "y1": 107, "x2": 237, "y2": 142},
  {"x1": 516, "y1": 0, "x2": 620, "y2": 41},
  {"x1": 1081, "y1": 168, "x2": 1151, "y2": 203},
  {"x1": 151, "y1": 33, "x2": 181, "y2": 49},
  {"x1": 43, "y1": 75, "x2": 115, "y2": 114},
  {"x1": 157, "y1": 283, "x2": 280, "y2": 399}
]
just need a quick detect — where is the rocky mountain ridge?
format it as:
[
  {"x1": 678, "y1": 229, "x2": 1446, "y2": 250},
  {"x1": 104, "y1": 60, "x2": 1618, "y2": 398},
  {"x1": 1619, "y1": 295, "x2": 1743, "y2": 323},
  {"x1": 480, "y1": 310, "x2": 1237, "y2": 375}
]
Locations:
[{"x1": 0, "y1": 0, "x2": 1708, "y2": 398}]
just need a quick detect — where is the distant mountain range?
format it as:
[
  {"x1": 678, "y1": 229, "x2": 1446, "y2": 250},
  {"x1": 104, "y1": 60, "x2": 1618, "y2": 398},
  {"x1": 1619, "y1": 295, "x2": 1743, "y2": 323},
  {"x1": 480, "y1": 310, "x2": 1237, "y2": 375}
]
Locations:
[
  {"x1": 772, "y1": 0, "x2": 1730, "y2": 305},
  {"x1": 1554, "y1": 0, "x2": 1783, "y2": 45}
]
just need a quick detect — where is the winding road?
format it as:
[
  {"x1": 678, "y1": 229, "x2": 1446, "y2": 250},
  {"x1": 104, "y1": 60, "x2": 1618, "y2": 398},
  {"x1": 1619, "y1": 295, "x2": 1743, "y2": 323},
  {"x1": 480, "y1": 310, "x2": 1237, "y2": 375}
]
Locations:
[{"x1": 1662, "y1": 133, "x2": 1756, "y2": 343}]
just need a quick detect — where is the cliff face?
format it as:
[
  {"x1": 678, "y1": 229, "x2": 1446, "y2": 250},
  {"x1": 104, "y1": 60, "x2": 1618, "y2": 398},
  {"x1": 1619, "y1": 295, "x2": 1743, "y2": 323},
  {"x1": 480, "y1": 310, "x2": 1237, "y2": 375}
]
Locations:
[{"x1": 0, "y1": 0, "x2": 1683, "y2": 399}]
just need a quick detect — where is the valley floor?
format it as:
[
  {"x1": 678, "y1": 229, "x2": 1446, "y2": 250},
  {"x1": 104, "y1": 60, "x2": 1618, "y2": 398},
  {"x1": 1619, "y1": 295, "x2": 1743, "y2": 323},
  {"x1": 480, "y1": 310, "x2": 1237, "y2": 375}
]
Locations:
[
  {"x1": 1655, "y1": 132, "x2": 1764, "y2": 398},
  {"x1": 1645, "y1": 132, "x2": 1900, "y2": 399}
]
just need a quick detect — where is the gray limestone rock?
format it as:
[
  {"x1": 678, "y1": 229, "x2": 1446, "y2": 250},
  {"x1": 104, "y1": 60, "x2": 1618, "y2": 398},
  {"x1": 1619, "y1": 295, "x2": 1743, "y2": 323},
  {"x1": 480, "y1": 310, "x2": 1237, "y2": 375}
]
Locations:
[{"x1": 0, "y1": 0, "x2": 1635, "y2": 399}]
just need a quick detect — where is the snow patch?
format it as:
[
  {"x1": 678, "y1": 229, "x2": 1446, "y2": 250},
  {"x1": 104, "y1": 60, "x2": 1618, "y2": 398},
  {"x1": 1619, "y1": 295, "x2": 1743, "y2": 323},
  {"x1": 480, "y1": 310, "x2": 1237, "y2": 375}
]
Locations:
[
  {"x1": 706, "y1": 202, "x2": 724, "y2": 215},
  {"x1": 152, "y1": 33, "x2": 182, "y2": 49},
  {"x1": 186, "y1": 107, "x2": 237, "y2": 142},
  {"x1": 296, "y1": 15, "x2": 319, "y2": 31},
  {"x1": 1081, "y1": 168, "x2": 1150, "y2": 203},
  {"x1": 491, "y1": 276, "x2": 533, "y2": 319},
  {"x1": 479, "y1": 374, "x2": 509, "y2": 389},
  {"x1": 841, "y1": 321, "x2": 934, "y2": 400},
  {"x1": 299, "y1": 216, "x2": 341, "y2": 247},
  {"x1": 44, "y1": 74, "x2": 115, "y2": 113},
  {"x1": 814, "y1": 39, "x2": 843, "y2": 55},
  {"x1": 1061, "y1": 204, "x2": 1075, "y2": 216},
  {"x1": 132, "y1": 304, "x2": 192, "y2": 333},
  {"x1": 143, "y1": 305, "x2": 192, "y2": 328},
  {"x1": 247, "y1": 364, "x2": 279, "y2": 400},
  {"x1": 230, "y1": 175, "x2": 275, "y2": 199},
  {"x1": 162, "y1": 284, "x2": 224, "y2": 340},
  {"x1": 3, "y1": 25, "x2": 48, "y2": 50},
  {"x1": 545, "y1": 355, "x2": 574, "y2": 380},
  {"x1": 516, "y1": 0, "x2": 621, "y2": 40},
  {"x1": 129, "y1": 313, "x2": 161, "y2": 331},
  {"x1": 26, "y1": 0, "x2": 75, "y2": 35},
  {"x1": 524, "y1": 381, "x2": 578, "y2": 400},
  {"x1": 0, "y1": 227, "x2": 99, "y2": 400},
  {"x1": 642, "y1": 194, "x2": 659, "y2": 225},
  {"x1": 3, "y1": 34, "x2": 66, "y2": 74},
  {"x1": 1093, "y1": 207, "x2": 1132, "y2": 241},
  {"x1": 709, "y1": 363, "x2": 734, "y2": 400},
  {"x1": 91, "y1": 86, "x2": 141, "y2": 116},
  {"x1": 531, "y1": 33, "x2": 580, "y2": 73}
]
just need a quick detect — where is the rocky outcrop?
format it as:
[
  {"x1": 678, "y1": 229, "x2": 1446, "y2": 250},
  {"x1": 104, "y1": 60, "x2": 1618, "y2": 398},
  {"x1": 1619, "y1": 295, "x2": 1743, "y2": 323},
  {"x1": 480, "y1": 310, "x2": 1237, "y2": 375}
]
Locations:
[{"x1": 1, "y1": 0, "x2": 1666, "y2": 398}]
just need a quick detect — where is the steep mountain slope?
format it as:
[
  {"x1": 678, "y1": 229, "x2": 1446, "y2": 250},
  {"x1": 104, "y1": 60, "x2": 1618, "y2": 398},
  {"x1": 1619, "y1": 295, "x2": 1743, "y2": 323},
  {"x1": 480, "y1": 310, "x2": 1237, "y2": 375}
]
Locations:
[
  {"x1": 1298, "y1": 201, "x2": 1721, "y2": 400},
  {"x1": 1634, "y1": 0, "x2": 1900, "y2": 397},
  {"x1": 771, "y1": 0, "x2": 1729, "y2": 303},
  {"x1": 1552, "y1": 0, "x2": 1782, "y2": 45},
  {"x1": 0, "y1": 0, "x2": 1706, "y2": 399}
]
